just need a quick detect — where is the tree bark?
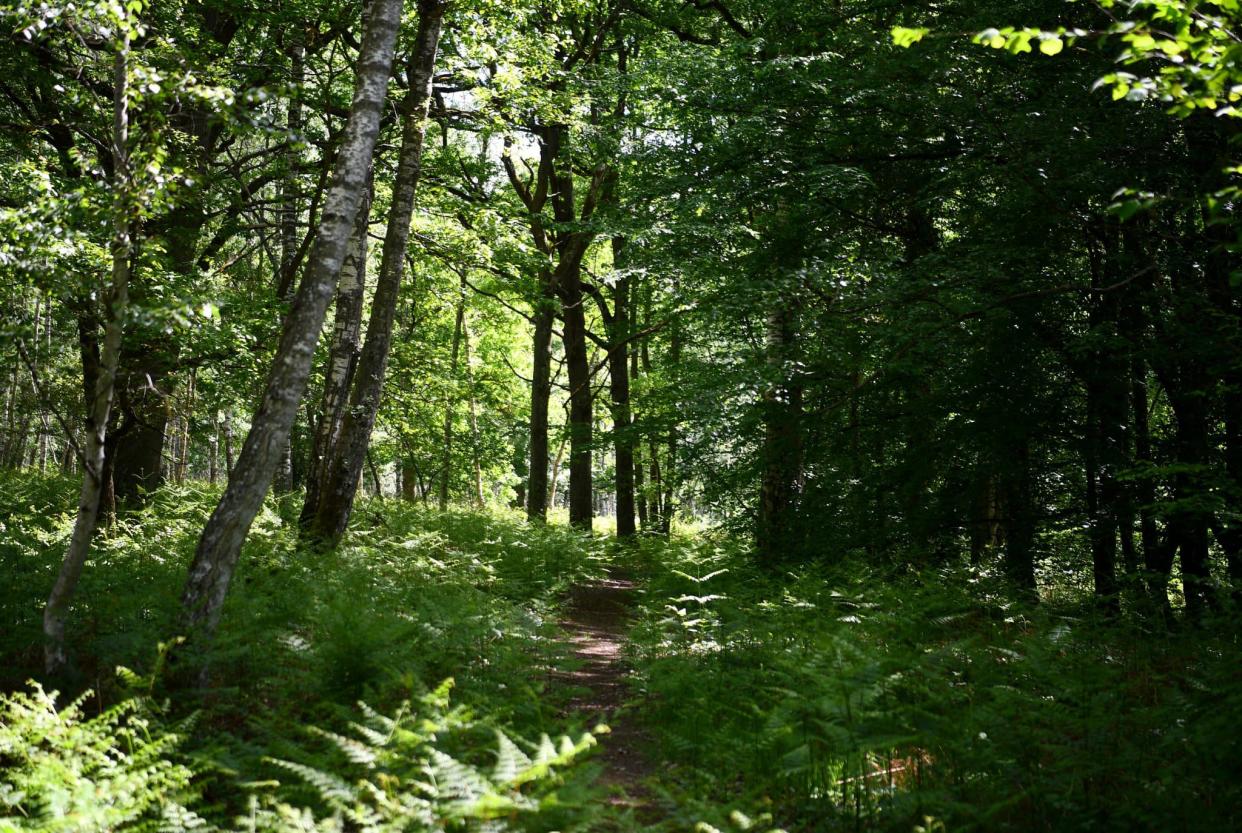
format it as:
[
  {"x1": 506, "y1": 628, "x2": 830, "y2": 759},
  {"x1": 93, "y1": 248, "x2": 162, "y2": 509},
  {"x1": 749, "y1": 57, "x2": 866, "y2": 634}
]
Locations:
[
  {"x1": 756, "y1": 302, "x2": 803, "y2": 561},
  {"x1": 608, "y1": 238, "x2": 635, "y2": 538},
  {"x1": 463, "y1": 310, "x2": 485, "y2": 507},
  {"x1": 1002, "y1": 434, "x2": 1038, "y2": 601},
  {"x1": 561, "y1": 277, "x2": 593, "y2": 531},
  {"x1": 307, "y1": 0, "x2": 446, "y2": 545},
  {"x1": 300, "y1": 182, "x2": 371, "y2": 526},
  {"x1": 439, "y1": 271, "x2": 467, "y2": 511},
  {"x1": 44, "y1": 41, "x2": 132, "y2": 676},
  {"x1": 1085, "y1": 222, "x2": 1123, "y2": 613},
  {"x1": 527, "y1": 299, "x2": 554, "y2": 521},
  {"x1": 180, "y1": 0, "x2": 404, "y2": 650},
  {"x1": 631, "y1": 324, "x2": 648, "y2": 530}
]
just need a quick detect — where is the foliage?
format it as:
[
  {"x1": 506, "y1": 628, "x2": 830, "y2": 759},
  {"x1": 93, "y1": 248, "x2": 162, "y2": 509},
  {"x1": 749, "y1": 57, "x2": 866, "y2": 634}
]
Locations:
[
  {"x1": 0, "y1": 682, "x2": 202, "y2": 832},
  {"x1": 0, "y1": 676, "x2": 599, "y2": 833},
  {"x1": 0, "y1": 473, "x2": 607, "y2": 829},
  {"x1": 245, "y1": 680, "x2": 599, "y2": 833},
  {"x1": 623, "y1": 537, "x2": 1242, "y2": 832}
]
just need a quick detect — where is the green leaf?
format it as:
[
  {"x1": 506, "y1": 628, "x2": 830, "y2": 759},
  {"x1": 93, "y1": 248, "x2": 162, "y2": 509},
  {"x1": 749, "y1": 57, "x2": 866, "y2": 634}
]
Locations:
[
  {"x1": 891, "y1": 26, "x2": 929, "y2": 48},
  {"x1": 1039, "y1": 36, "x2": 1064, "y2": 55}
]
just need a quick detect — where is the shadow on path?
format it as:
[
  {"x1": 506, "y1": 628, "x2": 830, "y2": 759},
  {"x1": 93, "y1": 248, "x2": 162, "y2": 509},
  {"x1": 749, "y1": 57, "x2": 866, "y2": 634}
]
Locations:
[{"x1": 557, "y1": 570, "x2": 652, "y2": 807}]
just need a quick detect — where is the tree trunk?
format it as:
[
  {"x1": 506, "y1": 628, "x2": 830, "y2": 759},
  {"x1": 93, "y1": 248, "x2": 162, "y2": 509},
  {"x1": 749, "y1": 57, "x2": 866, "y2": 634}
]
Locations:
[
  {"x1": 632, "y1": 337, "x2": 647, "y2": 529},
  {"x1": 549, "y1": 428, "x2": 569, "y2": 510},
  {"x1": 308, "y1": 0, "x2": 446, "y2": 545},
  {"x1": 439, "y1": 271, "x2": 467, "y2": 512},
  {"x1": 511, "y1": 420, "x2": 528, "y2": 510},
  {"x1": 1002, "y1": 434, "x2": 1038, "y2": 601},
  {"x1": 300, "y1": 182, "x2": 371, "y2": 526},
  {"x1": 526, "y1": 299, "x2": 554, "y2": 521},
  {"x1": 1168, "y1": 384, "x2": 1214, "y2": 622},
  {"x1": 44, "y1": 41, "x2": 132, "y2": 676},
  {"x1": 756, "y1": 303, "x2": 803, "y2": 561},
  {"x1": 222, "y1": 411, "x2": 234, "y2": 478},
  {"x1": 1085, "y1": 223, "x2": 1123, "y2": 613},
  {"x1": 561, "y1": 276, "x2": 593, "y2": 532},
  {"x1": 463, "y1": 311, "x2": 484, "y2": 507},
  {"x1": 273, "y1": 41, "x2": 307, "y2": 494},
  {"x1": 180, "y1": 0, "x2": 404, "y2": 651},
  {"x1": 609, "y1": 238, "x2": 635, "y2": 538}
]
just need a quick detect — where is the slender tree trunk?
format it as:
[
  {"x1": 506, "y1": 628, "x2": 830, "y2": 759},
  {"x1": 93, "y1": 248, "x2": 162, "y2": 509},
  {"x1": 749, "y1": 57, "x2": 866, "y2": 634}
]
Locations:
[
  {"x1": 1169, "y1": 386, "x2": 1214, "y2": 622},
  {"x1": 632, "y1": 336, "x2": 647, "y2": 529},
  {"x1": 511, "y1": 421, "x2": 528, "y2": 509},
  {"x1": 308, "y1": 0, "x2": 446, "y2": 545},
  {"x1": 648, "y1": 438, "x2": 664, "y2": 530},
  {"x1": 1085, "y1": 223, "x2": 1122, "y2": 613},
  {"x1": 222, "y1": 411, "x2": 234, "y2": 478},
  {"x1": 662, "y1": 282, "x2": 682, "y2": 536},
  {"x1": 274, "y1": 42, "x2": 306, "y2": 494},
  {"x1": 609, "y1": 238, "x2": 635, "y2": 538},
  {"x1": 300, "y1": 183, "x2": 371, "y2": 525},
  {"x1": 549, "y1": 428, "x2": 569, "y2": 510},
  {"x1": 527, "y1": 298, "x2": 554, "y2": 521},
  {"x1": 177, "y1": 368, "x2": 196, "y2": 483},
  {"x1": 44, "y1": 41, "x2": 131, "y2": 676},
  {"x1": 209, "y1": 416, "x2": 219, "y2": 485},
  {"x1": 180, "y1": 0, "x2": 404, "y2": 650},
  {"x1": 1002, "y1": 434, "x2": 1038, "y2": 601},
  {"x1": 756, "y1": 302, "x2": 803, "y2": 560},
  {"x1": 561, "y1": 277, "x2": 593, "y2": 531},
  {"x1": 277, "y1": 41, "x2": 305, "y2": 301},
  {"x1": 401, "y1": 458, "x2": 417, "y2": 501},
  {"x1": 439, "y1": 272, "x2": 466, "y2": 512},
  {"x1": 463, "y1": 312, "x2": 484, "y2": 507}
]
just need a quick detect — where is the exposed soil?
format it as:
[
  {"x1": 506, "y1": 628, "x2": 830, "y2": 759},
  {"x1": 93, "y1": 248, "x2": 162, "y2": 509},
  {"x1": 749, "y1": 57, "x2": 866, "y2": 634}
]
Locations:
[{"x1": 556, "y1": 571, "x2": 652, "y2": 805}]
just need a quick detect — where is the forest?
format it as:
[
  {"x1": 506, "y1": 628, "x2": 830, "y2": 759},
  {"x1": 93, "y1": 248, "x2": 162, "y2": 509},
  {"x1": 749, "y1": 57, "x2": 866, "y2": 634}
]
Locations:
[{"x1": 1, "y1": 0, "x2": 1241, "y2": 830}]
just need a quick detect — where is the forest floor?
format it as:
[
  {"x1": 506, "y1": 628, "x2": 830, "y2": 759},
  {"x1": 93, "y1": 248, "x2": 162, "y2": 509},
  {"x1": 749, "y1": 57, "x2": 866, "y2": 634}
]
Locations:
[
  {"x1": 556, "y1": 569, "x2": 654, "y2": 810},
  {"x1": 2, "y1": 474, "x2": 1240, "y2": 833}
]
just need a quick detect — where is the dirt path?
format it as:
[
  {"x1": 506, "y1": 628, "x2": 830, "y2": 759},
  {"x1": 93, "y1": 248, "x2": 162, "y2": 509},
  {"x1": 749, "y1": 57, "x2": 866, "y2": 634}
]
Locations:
[{"x1": 557, "y1": 571, "x2": 651, "y2": 803}]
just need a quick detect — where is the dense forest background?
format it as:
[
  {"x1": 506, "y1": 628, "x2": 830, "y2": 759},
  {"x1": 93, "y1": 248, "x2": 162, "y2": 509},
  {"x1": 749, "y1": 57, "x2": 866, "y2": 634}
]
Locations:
[{"x1": 1, "y1": 1, "x2": 1240, "y2": 831}]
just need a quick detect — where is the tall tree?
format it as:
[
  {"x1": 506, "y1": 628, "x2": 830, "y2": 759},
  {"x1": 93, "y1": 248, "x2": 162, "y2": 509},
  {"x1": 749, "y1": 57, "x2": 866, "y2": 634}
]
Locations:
[
  {"x1": 180, "y1": 0, "x2": 405, "y2": 650},
  {"x1": 306, "y1": 0, "x2": 447, "y2": 545},
  {"x1": 43, "y1": 19, "x2": 133, "y2": 675}
]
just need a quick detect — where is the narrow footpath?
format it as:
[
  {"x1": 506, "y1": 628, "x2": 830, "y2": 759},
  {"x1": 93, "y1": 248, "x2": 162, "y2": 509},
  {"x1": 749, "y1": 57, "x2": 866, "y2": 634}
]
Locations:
[{"x1": 557, "y1": 570, "x2": 652, "y2": 804}]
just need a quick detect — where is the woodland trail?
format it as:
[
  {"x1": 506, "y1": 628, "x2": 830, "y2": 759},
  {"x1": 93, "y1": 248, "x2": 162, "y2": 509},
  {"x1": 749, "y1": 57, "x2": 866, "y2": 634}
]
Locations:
[{"x1": 557, "y1": 570, "x2": 653, "y2": 806}]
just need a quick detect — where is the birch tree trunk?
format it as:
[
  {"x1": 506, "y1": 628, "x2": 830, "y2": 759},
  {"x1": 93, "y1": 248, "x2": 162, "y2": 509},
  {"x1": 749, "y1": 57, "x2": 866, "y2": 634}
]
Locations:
[
  {"x1": 300, "y1": 183, "x2": 371, "y2": 526},
  {"x1": 43, "y1": 39, "x2": 132, "y2": 676},
  {"x1": 307, "y1": 0, "x2": 446, "y2": 545},
  {"x1": 180, "y1": 0, "x2": 404, "y2": 650}
]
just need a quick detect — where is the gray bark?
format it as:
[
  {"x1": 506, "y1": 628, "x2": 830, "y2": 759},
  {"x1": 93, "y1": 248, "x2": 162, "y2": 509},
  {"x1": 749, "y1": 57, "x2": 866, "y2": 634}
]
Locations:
[
  {"x1": 308, "y1": 0, "x2": 446, "y2": 544},
  {"x1": 300, "y1": 183, "x2": 371, "y2": 526},
  {"x1": 179, "y1": 0, "x2": 404, "y2": 647}
]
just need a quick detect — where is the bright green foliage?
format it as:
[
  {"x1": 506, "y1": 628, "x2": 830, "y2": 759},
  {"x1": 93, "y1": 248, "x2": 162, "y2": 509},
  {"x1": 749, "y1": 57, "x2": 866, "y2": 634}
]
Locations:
[
  {"x1": 0, "y1": 683, "x2": 201, "y2": 832},
  {"x1": 244, "y1": 680, "x2": 599, "y2": 833},
  {"x1": 0, "y1": 471, "x2": 610, "y2": 831},
  {"x1": 0, "y1": 678, "x2": 599, "y2": 833}
]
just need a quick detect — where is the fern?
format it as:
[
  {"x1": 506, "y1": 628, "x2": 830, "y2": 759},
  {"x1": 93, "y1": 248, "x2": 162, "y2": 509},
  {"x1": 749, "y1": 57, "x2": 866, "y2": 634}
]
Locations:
[
  {"x1": 0, "y1": 682, "x2": 201, "y2": 833},
  {"x1": 247, "y1": 680, "x2": 597, "y2": 832}
]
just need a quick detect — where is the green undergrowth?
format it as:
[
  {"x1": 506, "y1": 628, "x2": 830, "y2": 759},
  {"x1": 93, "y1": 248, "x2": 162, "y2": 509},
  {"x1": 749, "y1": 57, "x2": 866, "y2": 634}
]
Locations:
[
  {"x1": 0, "y1": 470, "x2": 611, "y2": 831},
  {"x1": 619, "y1": 536, "x2": 1242, "y2": 833},
  {"x1": 6, "y1": 469, "x2": 1242, "y2": 832}
]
